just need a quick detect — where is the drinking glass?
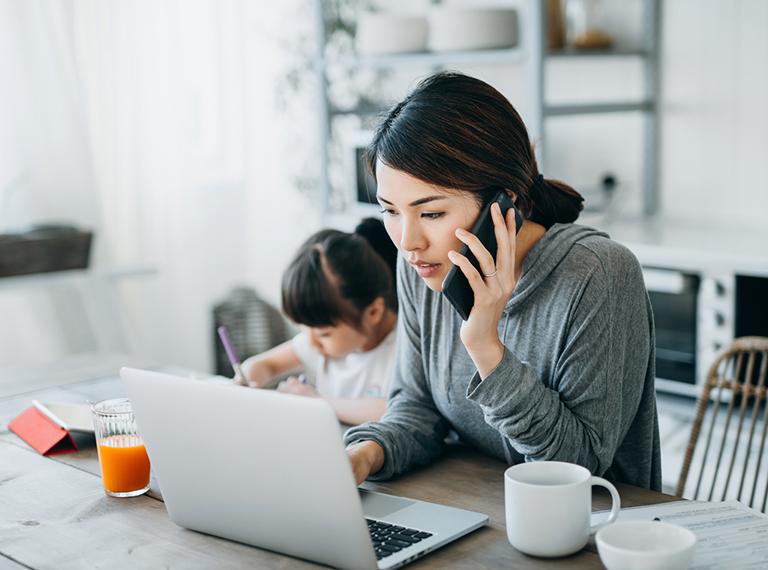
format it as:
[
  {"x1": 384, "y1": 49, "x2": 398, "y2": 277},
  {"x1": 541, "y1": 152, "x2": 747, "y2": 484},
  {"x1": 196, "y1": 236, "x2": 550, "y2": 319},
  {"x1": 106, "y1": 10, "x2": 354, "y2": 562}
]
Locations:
[{"x1": 91, "y1": 398, "x2": 150, "y2": 497}]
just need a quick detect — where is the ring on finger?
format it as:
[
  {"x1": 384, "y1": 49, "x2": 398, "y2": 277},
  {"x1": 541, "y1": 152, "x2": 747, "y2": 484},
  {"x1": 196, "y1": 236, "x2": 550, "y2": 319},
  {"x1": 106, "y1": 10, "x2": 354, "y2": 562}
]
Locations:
[{"x1": 483, "y1": 269, "x2": 498, "y2": 278}]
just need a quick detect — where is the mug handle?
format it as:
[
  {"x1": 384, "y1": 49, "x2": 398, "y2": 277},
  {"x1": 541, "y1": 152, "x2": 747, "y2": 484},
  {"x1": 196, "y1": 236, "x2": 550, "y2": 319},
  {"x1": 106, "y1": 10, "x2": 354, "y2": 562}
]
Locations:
[{"x1": 589, "y1": 476, "x2": 621, "y2": 533}]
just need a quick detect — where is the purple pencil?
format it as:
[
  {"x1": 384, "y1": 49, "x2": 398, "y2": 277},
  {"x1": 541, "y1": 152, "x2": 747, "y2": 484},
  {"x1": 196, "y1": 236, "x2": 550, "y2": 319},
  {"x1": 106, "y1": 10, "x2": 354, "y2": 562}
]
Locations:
[{"x1": 217, "y1": 326, "x2": 246, "y2": 382}]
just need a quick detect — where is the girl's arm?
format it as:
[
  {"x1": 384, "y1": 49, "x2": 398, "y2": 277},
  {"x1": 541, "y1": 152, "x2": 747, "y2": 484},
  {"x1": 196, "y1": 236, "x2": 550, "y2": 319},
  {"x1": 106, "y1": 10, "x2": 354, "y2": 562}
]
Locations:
[
  {"x1": 327, "y1": 397, "x2": 386, "y2": 425},
  {"x1": 274, "y1": 378, "x2": 386, "y2": 425},
  {"x1": 240, "y1": 340, "x2": 303, "y2": 388}
]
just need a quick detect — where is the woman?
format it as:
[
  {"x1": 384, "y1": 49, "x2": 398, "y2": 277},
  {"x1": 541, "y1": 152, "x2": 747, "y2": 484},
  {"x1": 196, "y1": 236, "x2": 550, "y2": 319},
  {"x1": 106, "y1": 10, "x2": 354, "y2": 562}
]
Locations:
[{"x1": 344, "y1": 72, "x2": 661, "y2": 491}]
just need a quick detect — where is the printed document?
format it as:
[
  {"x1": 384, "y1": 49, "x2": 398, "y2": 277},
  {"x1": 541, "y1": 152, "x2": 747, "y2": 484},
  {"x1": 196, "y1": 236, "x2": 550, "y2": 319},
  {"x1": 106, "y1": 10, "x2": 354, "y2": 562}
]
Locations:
[{"x1": 594, "y1": 499, "x2": 768, "y2": 569}]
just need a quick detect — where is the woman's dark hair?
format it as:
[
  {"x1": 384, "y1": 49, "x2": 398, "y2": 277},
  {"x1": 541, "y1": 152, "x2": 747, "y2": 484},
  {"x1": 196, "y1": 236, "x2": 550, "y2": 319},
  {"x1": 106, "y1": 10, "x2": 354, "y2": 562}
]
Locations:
[
  {"x1": 281, "y1": 218, "x2": 397, "y2": 329},
  {"x1": 365, "y1": 72, "x2": 584, "y2": 228}
]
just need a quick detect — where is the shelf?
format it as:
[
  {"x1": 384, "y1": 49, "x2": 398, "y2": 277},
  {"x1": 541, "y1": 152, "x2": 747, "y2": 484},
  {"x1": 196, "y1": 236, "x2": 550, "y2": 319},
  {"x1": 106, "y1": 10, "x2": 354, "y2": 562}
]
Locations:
[
  {"x1": 532, "y1": 0, "x2": 661, "y2": 215},
  {"x1": 0, "y1": 265, "x2": 157, "y2": 290},
  {"x1": 315, "y1": 0, "x2": 661, "y2": 218},
  {"x1": 328, "y1": 47, "x2": 524, "y2": 69},
  {"x1": 544, "y1": 101, "x2": 655, "y2": 117},
  {"x1": 546, "y1": 47, "x2": 649, "y2": 58}
]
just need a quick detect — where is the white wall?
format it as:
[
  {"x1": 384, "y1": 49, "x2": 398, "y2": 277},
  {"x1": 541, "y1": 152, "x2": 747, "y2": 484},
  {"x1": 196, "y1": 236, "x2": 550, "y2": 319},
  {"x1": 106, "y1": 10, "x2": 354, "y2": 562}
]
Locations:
[{"x1": 660, "y1": 0, "x2": 768, "y2": 226}]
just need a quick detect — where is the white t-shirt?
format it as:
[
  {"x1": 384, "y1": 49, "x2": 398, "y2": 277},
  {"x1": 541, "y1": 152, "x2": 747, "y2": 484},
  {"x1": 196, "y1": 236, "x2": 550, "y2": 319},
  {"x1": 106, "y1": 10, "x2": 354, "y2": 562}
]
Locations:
[{"x1": 291, "y1": 329, "x2": 397, "y2": 399}]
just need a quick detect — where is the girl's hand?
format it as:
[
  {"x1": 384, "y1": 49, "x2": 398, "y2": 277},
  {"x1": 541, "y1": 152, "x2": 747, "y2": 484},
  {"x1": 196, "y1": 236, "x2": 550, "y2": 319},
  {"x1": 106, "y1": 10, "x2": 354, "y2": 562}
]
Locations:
[
  {"x1": 276, "y1": 376, "x2": 319, "y2": 397},
  {"x1": 447, "y1": 202, "x2": 519, "y2": 377},
  {"x1": 238, "y1": 359, "x2": 273, "y2": 388}
]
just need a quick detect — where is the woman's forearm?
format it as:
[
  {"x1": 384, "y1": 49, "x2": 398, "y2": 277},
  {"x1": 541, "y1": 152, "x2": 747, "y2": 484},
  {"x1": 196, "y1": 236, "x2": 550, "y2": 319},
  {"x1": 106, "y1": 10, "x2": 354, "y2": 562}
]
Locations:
[{"x1": 465, "y1": 337, "x2": 505, "y2": 379}]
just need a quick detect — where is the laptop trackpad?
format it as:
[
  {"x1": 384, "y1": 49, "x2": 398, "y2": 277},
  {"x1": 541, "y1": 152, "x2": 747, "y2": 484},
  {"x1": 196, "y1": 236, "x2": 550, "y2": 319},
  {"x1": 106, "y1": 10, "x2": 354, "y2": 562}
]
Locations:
[{"x1": 360, "y1": 490, "x2": 416, "y2": 519}]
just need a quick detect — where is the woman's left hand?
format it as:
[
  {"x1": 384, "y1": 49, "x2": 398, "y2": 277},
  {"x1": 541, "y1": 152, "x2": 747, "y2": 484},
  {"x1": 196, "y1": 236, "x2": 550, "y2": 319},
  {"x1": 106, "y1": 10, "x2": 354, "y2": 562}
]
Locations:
[
  {"x1": 277, "y1": 376, "x2": 319, "y2": 398},
  {"x1": 447, "y1": 202, "x2": 519, "y2": 377}
]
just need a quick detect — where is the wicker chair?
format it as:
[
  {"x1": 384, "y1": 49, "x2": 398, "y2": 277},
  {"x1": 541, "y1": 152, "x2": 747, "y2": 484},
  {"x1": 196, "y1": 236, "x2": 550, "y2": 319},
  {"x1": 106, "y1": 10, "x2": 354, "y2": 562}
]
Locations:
[{"x1": 675, "y1": 337, "x2": 768, "y2": 511}]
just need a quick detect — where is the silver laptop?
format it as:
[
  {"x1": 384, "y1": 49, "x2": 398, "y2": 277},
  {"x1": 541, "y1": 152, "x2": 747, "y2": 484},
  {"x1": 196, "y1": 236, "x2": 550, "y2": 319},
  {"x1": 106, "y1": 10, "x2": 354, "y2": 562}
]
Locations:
[{"x1": 121, "y1": 367, "x2": 488, "y2": 570}]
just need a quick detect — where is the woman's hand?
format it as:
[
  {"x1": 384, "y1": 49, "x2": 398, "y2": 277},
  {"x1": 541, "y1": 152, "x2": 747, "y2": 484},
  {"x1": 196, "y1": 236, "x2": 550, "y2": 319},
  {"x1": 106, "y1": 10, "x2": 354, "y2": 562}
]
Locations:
[
  {"x1": 276, "y1": 376, "x2": 319, "y2": 397},
  {"x1": 447, "y1": 202, "x2": 519, "y2": 377},
  {"x1": 346, "y1": 440, "x2": 385, "y2": 485}
]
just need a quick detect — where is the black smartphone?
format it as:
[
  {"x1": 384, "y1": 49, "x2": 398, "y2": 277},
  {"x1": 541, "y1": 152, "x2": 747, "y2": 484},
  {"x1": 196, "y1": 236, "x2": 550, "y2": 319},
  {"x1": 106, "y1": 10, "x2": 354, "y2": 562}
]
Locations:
[{"x1": 441, "y1": 190, "x2": 522, "y2": 321}]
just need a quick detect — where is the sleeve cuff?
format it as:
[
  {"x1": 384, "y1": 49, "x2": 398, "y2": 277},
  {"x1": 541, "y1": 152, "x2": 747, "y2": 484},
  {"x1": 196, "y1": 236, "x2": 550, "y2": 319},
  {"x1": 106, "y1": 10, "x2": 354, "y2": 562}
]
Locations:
[
  {"x1": 465, "y1": 347, "x2": 545, "y2": 418},
  {"x1": 344, "y1": 424, "x2": 398, "y2": 481}
]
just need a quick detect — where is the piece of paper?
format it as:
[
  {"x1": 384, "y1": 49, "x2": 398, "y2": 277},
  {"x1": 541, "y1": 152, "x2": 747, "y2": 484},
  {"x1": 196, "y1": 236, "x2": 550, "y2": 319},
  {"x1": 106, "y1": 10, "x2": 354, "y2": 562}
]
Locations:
[{"x1": 594, "y1": 499, "x2": 768, "y2": 568}]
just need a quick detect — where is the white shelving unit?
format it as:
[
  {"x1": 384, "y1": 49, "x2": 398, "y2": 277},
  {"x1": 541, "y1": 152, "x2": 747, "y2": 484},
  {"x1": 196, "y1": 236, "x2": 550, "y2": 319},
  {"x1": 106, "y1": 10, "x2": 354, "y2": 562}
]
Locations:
[
  {"x1": 334, "y1": 47, "x2": 525, "y2": 69},
  {"x1": 313, "y1": 0, "x2": 529, "y2": 223},
  {"x1": 314, "y1": 0, "x2": 661, "y2": 221},
  {"x1": 529, "y1": 0, "x2": 661, "y2": 215}
]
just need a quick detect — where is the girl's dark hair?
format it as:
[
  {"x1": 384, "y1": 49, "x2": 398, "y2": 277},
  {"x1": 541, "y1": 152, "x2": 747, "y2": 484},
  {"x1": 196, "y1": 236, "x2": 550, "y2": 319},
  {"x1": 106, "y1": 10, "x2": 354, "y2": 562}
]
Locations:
[
  {"x1": 365, "y1": 72, "x2": 584, "y2": 228},
  {"x1": 281, "y1": 218, "x2": 397, "y2": 329}
]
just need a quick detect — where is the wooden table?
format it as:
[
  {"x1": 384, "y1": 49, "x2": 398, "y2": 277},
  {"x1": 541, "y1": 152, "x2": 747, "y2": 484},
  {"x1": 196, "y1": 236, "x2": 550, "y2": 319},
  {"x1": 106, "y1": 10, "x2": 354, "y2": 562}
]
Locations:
[{"x1": 0, "y1": 375, "x2": 682, "y2": 569}]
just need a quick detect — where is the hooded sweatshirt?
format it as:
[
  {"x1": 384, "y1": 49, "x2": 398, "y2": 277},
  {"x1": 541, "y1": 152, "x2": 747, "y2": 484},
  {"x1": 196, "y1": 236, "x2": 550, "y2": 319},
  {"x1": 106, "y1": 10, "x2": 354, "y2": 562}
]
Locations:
[{"x1": 344, "y1": 223, "x2": 662, "y2": 491}]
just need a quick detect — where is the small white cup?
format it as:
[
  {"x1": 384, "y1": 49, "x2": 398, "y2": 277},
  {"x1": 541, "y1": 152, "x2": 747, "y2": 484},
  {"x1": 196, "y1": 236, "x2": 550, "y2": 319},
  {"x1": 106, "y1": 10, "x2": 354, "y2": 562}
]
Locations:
[
  {"x1": 596, "y1": 520, "x2": 697, "y2": 570},
  {"x1": 505, "y1": 461, "x2": 620, "y2": 557}
]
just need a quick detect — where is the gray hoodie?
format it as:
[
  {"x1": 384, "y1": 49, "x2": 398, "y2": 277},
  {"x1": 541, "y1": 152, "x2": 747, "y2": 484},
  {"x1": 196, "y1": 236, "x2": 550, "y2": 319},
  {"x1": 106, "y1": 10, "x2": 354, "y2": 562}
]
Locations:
[{"x1": 345, "y1": 223, "x2": 662, "y2": 491}]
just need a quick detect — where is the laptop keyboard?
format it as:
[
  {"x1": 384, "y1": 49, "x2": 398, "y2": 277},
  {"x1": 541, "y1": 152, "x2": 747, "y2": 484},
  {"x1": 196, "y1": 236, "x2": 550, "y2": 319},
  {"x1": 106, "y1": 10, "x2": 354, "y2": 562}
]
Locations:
[{"x1": 366, "y1": 518, "x2": 434, "y2": 561}]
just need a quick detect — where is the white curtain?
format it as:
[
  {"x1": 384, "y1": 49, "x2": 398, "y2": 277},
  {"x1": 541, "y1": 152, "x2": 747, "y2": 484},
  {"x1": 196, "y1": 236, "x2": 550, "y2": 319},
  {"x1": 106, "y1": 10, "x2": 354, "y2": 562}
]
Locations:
[
  {"x1": 0, "y1": 0, "x2": 100, "y2": 371},
  {"x1": 0, "y1": 0, "x2": 321, "y2": 376},
  {"x1": 0, "y1": 0, "x2": 98, "y2": 232}
]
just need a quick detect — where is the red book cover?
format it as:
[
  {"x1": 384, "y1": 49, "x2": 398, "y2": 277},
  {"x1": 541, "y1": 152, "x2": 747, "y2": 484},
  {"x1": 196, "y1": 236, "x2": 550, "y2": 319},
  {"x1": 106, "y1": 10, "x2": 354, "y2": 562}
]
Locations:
[{"x1": 8, "y1": 406, "x2": 79, "y2": 455}]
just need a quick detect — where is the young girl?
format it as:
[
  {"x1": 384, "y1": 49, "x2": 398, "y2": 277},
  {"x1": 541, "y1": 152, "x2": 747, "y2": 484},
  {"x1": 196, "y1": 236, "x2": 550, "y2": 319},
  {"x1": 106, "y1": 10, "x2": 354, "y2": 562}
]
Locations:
[{"x1": 239, "y1": 218, "x2": 398, "y2": 425}]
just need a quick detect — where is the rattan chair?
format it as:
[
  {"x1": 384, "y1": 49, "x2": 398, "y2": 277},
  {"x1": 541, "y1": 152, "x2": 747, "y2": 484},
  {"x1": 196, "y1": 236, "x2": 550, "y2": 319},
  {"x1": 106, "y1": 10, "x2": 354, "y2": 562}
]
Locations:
[{"x1": 676, "y1": 336, "x2": 768, "y2": 512}]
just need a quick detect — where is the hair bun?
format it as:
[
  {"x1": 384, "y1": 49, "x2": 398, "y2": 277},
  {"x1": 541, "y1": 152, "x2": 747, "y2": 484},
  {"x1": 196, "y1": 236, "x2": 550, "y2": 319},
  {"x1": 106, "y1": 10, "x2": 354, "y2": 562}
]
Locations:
[
  {"x1": 354, "y1": 217, "x2": 385, "y2": 240},
  {"x1": 528, "y1": 177, "x2": 584, "y2": 227},
  {"x1": 354, "y1": 217, "x2": 398, "y2": 282}
]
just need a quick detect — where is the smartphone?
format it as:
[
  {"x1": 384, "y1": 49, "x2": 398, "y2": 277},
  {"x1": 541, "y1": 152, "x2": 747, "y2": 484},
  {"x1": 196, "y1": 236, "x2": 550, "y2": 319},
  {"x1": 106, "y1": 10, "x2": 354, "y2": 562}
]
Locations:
[{"x1": 441, "y1": 190, "x2": 522, "y2": 321}]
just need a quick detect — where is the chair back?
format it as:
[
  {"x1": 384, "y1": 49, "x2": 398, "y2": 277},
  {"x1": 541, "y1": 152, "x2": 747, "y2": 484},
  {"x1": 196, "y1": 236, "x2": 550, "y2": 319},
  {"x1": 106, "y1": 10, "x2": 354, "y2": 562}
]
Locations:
[
  {"x1": 213, "y1": 287, "x2": 292, "y2": 377},
  {"x1": 676, "y1": 337, "x2": 768, "y2": 512}
]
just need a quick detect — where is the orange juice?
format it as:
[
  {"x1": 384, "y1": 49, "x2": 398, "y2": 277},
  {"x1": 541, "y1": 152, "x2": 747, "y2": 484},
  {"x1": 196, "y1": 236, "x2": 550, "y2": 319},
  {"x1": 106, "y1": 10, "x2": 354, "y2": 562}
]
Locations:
[{"x1": 96, "y1": 435, "x2": 150, "y2": 495}]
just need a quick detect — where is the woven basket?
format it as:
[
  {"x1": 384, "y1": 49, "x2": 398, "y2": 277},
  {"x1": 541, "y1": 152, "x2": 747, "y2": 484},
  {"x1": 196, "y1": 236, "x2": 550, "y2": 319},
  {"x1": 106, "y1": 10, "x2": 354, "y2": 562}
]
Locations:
[{"x1": 0, "y1": 226, "x2": 93, "y2": 278}]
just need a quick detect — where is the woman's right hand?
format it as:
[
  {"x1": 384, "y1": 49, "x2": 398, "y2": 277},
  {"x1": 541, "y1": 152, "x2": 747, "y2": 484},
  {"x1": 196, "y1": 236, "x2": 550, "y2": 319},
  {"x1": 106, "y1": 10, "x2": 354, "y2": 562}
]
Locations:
[{"x1": 346, "y1": 440, "x2": 385, "y2": 485}]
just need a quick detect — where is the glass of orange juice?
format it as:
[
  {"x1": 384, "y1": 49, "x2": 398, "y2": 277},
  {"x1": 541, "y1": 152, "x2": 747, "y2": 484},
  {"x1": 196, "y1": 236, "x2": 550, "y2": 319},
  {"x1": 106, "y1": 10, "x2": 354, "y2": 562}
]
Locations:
[{"x1": 91, "y1": 398, "x2": 150, "y2": 497}]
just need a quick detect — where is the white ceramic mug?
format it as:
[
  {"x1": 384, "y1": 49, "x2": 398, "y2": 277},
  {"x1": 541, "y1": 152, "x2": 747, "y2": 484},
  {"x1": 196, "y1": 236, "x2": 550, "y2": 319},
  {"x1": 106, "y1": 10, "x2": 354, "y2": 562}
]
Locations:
[{"x1": 505, "y1": 461, "x2": 621, "y2": 557}]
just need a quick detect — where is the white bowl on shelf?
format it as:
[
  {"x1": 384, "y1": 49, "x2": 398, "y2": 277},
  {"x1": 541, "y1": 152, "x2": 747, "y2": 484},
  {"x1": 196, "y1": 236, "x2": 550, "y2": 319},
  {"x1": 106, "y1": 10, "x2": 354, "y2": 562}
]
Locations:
[
  {"x1": 427, "y1": 7, "x2": 518, "y2": 52},
  {"x1": 356, "y1": 12, "x2": 428, "y2": 56},
  {"x1": 596, "y1": 520, "x2": 697, "y2": 570}
]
